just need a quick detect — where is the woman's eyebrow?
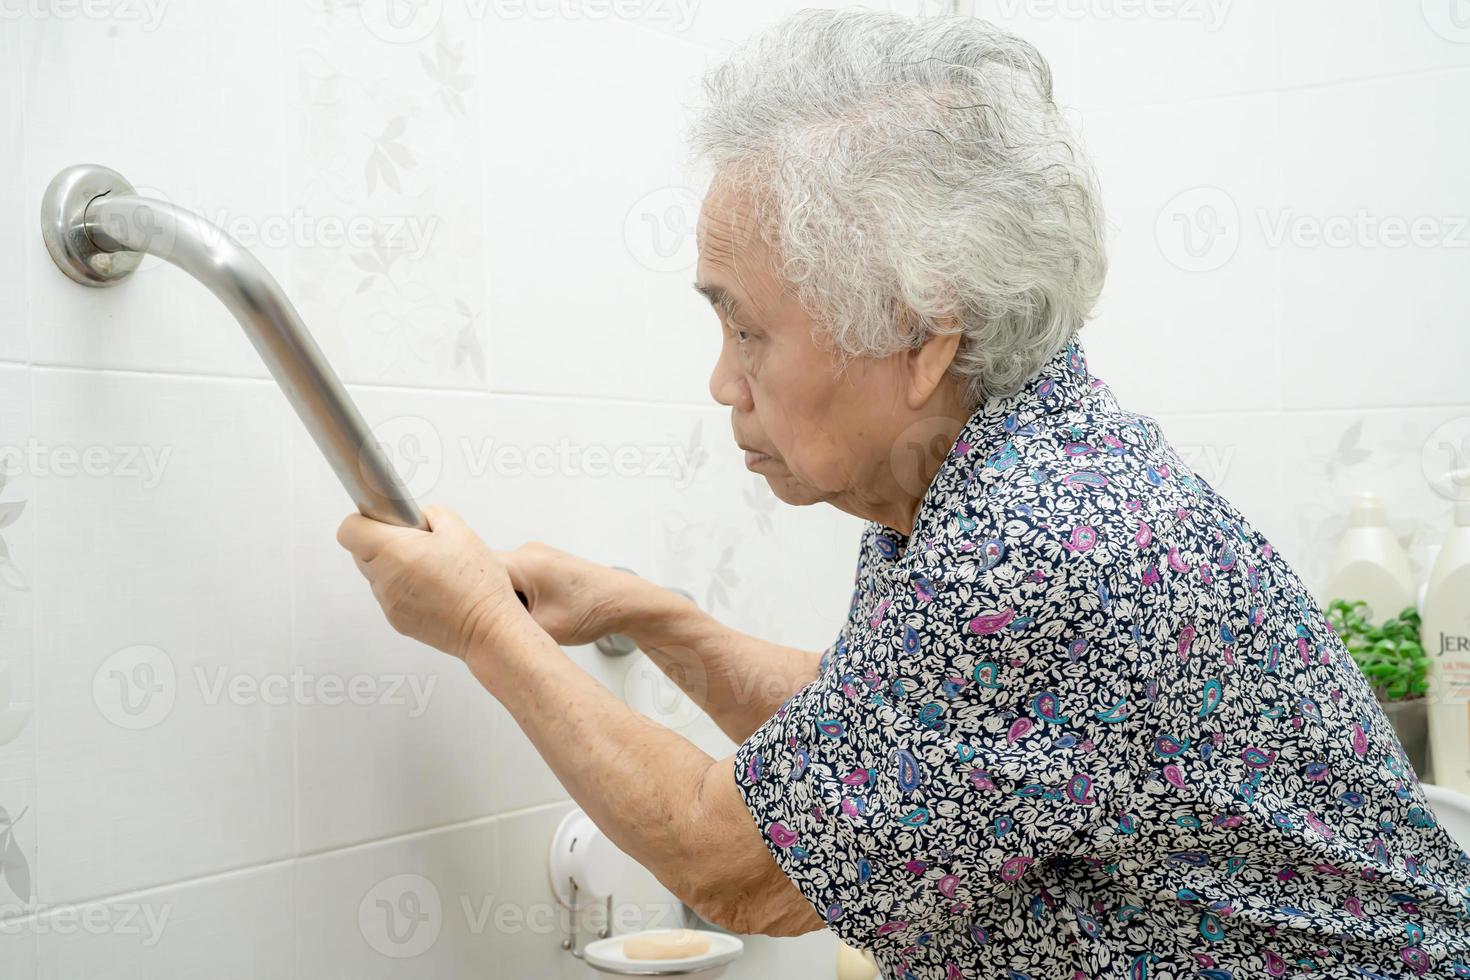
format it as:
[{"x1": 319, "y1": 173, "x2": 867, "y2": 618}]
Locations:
[{"x1": 693, "y1": 281, "x2": 751, "y2": 320}]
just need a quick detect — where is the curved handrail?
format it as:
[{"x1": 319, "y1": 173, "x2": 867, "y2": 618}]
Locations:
[{"x1": 40, "y1": 164, "x2": 426, "y2": 530}]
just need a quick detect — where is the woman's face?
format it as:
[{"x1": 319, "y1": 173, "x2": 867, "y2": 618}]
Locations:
[{"x1": 695, "y1": 179, "x2": 961, "y2": 530}]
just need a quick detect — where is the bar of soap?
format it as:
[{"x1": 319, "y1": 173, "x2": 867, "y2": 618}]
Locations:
[{"x1": 622, "y1": 929, "x2": 712, "y2": 961}]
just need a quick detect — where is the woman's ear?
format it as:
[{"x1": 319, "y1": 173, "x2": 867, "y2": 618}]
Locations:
[{"x1": 905, "y1": 315, "x2": 964, "y2": 409}]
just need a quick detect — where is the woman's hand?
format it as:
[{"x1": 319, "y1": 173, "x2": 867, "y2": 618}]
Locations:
[
  {"x1": 497, "y1": 541, "x2": 645, "y2": 648},
  {"x1": 336, "y1": 504, "x2": 525, "y2": 660}
]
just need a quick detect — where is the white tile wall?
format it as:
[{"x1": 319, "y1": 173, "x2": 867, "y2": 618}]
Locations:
[
  {"x1": 1277, "y1": 0, "x2": 1470, "y2": 88},
  {"x1": 294, "y1": 818, "x2": 504, "y2": 979},
  {"x1": 29, "y1": 369, "x2": 296, "y2": 902},
  {"x1": 1276, "y1": 69, "x2": 1470, "y2": 412},
  {"x1": 21, "y1": 6, "x2": 283, "y2": 380},
  {"x1": 0, "y1": 27, "x2": 28, "y2": 365},
  {"x1": 35, "y1": 864, "x2": 294, "y2": 980},
  {"x1": 1080, "y1": 93, "x2": 1284, "y2": 415},
  {"x1": 478, "y1": 13, "x2": 720, "y2": 403},
  {"x1": 0, "y1": 365, "x2": 36, "y2": 972},
  {"x1": 2, "y1": 0, "x2": 1467, "y2": 976}
]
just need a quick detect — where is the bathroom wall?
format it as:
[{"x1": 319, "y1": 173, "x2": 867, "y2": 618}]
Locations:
[
  {"x1": 1, "y1": 1, "x2": 1467, "y2": 977},
  {"x1": 998, "y1": 0, "x2": 1470, "y2": 595}
]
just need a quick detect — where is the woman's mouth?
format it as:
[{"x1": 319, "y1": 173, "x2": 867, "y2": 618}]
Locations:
[{"x1": 744, "y1": 449, "x2": 772, "y2": 469}]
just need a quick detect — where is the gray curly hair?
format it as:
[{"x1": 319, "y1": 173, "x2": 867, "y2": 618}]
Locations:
[{"x1": 684, "y1": 7, "x2": 1108, "y2": 409}]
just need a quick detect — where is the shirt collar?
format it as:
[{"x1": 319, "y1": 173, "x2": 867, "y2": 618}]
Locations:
[{"x1": 873, "y1": 326, "x2": 1105, "y2": 559}]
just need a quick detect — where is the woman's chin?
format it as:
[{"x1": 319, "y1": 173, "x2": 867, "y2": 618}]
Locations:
[{"x1": 760, "y1": 471, "x2": 831, "y2": 508}]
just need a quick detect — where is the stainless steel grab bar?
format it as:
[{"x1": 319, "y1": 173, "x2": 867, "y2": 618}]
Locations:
[
  {"x1": 40, "y1": 168, "x2": 698, "y2": 651},
  {"x1": 40, "y1": 163, "x2": 427, "y2": 530},
  {"x1": 37, "y1": 165, "x2": 692, "y2": 632}
]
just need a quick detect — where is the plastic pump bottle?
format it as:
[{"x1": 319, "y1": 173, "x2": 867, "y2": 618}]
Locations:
[
  {"x1": 1425, "y1": 500, "x2": 1470, "y2": 794},
  {"x1": 1323, "y1": 491, "x2": 1417, "y2": 626}
]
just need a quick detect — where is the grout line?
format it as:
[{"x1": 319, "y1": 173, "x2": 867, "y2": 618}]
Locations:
[
  {"x1": 10, "y1": 358, "x2": 1470, "y2": 422},
  {"x1": 10, "y1": 359, "x2": 1470, "y2": 420},
  {"x1": 1077, "y1": 61, "x2": 1470, "y2": 118},
  {"x1": 272, "y1": 2, "x2": 302, "y2": 966},
  {"x1": 604, "y1": 11, "x2": 727, "y2": 57},
  {"x1": 0, "y1": 798, "x2": 576, "y2": 924},
  {"x1": 1149, "y1": 401, "x2": 1470, "y2": 420},
  {"x1": 17, "y1": 360, "x2": 728, "y2": 412},
  {"x1": 292, "y1": 798, "x2": 575, "y2": 863}
]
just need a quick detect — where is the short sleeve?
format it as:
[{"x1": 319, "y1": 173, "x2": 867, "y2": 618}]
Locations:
[{"x1": 733, "y1": 525, "x2": 1154, "y2": 966}]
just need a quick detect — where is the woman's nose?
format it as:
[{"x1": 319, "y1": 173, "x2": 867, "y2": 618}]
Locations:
[{"x1": 708, "y1": 349, "x2": 752, "y2": 411}]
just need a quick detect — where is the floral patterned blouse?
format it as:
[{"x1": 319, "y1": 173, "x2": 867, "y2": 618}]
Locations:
[{"x1": 734, "y1": 328, "x2": 1470, "y2": 979}]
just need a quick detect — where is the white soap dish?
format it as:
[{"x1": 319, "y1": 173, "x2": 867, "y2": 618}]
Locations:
[{"x1": 581, "y1": 929, "x2": 743, "y2": 978}]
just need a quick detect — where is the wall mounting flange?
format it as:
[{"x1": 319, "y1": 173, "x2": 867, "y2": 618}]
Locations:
[{"x1": 40, "y1": 164, "x2": 142, "y2": 286}]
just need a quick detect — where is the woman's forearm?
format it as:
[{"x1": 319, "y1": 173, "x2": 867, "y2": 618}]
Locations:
[
  {"x1": 617, "y1": 580, "x2": 822, "y2": 743},
  {"x1": 464, "y1": 611, "x2": 725, "y2": 901}
]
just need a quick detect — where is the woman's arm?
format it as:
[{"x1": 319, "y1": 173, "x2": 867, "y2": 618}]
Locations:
[
  {"x1": 466, "y1": 606, "x2": 825, "y2": 937},
  {"x1": 615, "y1": 578, "x2": 823, "y2": 743},
  {"x1": 498, "y1": 541, "x2": 822, "y2": 744},
  {"x1": 335, "y1": 505, "x2": 825, "y2": 935}
]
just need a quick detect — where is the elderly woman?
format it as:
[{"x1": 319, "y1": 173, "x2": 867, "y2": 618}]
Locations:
[{"x1": 336, "y1": 9, "x2": 1470, "y2": 978}]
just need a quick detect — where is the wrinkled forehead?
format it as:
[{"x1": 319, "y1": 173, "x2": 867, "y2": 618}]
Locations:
[
  {"x1": 695, "y1": 196, "x2": 791, "y2": 320},
  {"x1": 695, "y1": 176, "x2": 772, "y2": 260}
]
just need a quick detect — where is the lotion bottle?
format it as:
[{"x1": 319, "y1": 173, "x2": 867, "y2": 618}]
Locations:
[
  {"x1": 1324, "y1": 491, "x2": 1417, "y2": 626},
  {"x1": 1425, "y1": 500, "x2": 1470, "y2": 794}
]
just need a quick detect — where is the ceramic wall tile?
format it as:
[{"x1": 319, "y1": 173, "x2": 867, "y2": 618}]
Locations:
[
  {"x1": 1080, "y1": 94, "x2": 1283, "y2": 416},
  {"x1": 34, "y1": 863, "x2": 292, "y2": 980},
  {"x1": 0, "y1": 365, "x2": 36, "y2": 970},
  {"x1": 1277, "y1": 70, "x2": 1470, "y2": 411},
  {"x1": 478, "y1": 12, "x2": 721, "y2": 403},
  {"x1": 23, "y1": 2, "x2": 287, "y2": 380},
  {"x1": 0, "y1": 23, "x2": 30, "y2": 365},
  {"x1": 281, "y1": 0, "x2": 490, "y2": 391},
  {"x1": 295, "y1": 818, "x2": 503, "y2": 978},
  {"x1": 1278, "y1": 0, "x2": 1470, "y2": 88},
  {"x1": 29, "y1": 369, "x2": 295, "y2": 902}
]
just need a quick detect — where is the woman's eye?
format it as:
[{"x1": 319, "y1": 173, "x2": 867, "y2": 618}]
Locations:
[{"x1": 735, "y1": 329, "x2": 750, "y2": 344}]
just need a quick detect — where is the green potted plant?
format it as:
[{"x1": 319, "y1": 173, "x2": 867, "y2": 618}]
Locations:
[{"x1": 1326, "y1": 599, "x2": 1432, "y2": 778}]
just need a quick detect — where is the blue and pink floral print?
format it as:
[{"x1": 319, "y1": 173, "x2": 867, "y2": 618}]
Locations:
[{"x1": 734, "y1": 328, "x2": 1470, "y2": 978}]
